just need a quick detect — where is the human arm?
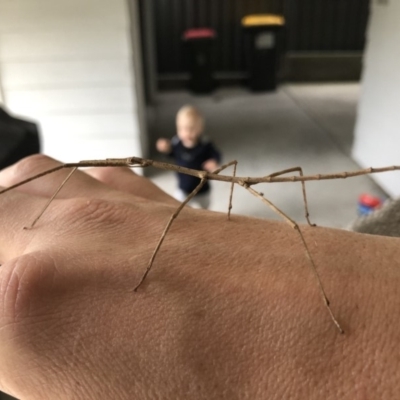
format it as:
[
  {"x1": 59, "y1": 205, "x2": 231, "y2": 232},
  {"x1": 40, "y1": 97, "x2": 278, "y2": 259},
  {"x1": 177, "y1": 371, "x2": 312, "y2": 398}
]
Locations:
[
  {"x1": 0, "y1": 155, "x2": 399, "y2": 399},
  {"x1": 202, "y1": 141, "x2": 221, "y2": 172}
]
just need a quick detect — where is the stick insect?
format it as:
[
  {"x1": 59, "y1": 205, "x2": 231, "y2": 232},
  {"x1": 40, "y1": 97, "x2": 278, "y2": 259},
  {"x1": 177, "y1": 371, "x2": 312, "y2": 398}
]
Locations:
[{"x1": 1, "y1": 156, "x2": 399, "y2": 334}]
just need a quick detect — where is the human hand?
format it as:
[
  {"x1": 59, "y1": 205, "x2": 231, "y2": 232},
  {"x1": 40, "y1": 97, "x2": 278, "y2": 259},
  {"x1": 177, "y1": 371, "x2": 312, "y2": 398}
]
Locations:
[
  {"x1": 202, "y1": 158, "x2": 219, "y2": 172},
  {"x1": 0, "y1": 155, "x2": 399, "y2": 399},
  {"x1": 156, "y1": 138, "x2": 172, "y2": 154}
]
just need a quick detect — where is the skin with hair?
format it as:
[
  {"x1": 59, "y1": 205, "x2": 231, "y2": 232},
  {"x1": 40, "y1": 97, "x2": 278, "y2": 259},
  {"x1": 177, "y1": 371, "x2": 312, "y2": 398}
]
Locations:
[{"x1": 0, "y1": 155, "x2": 399, "y2": 399}]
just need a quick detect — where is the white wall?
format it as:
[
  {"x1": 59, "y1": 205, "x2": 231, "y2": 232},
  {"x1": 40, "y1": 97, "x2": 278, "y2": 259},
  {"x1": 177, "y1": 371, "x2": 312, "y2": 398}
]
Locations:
[
  {"x1": 353, "y1": 0, "x2": 400, "y2": 197},
  {"x1": 0, "y1": 68, "x2": 4, "y2": 105},
  {"x1": 0, "y1": 0, "x2": 146, "y2": 162}
]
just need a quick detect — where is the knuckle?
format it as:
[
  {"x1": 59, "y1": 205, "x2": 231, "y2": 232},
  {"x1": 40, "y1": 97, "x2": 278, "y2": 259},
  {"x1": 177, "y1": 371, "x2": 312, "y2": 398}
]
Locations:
[
  {"x1": 9, "y1": 154, "x2": 59, "y2": 183},
  {"x1": 88, "y1": 167, "x2": 137, "y2": 185},
  {"x1": 0, "y1": 254, "x2": 51, "y2": 323},
  {"x1": 87, "y1": 167, "x2": 113, "y2": 182},
  {"x1": 86, "y1": 167, "x2": 111, "y2": 182}
]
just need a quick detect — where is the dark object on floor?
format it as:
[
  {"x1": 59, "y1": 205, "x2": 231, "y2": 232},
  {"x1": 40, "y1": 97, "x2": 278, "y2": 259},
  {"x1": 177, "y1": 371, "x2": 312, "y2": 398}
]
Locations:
[{"x1": 0, "y1": 107, "x2": 41, "y2": 169}]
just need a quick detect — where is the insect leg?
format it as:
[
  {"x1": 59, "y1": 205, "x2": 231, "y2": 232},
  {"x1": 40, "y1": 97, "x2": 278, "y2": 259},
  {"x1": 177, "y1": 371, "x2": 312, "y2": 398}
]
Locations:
[
  {"x1": 243, "y1": 183, "x2": 344, "y2": 334},
  {"x1": 212, "y1": 160, "x2": 238, "y2": 220},
  {"x1": 266, "y1": 167, "x2": 315, "y2": 226},
  {"x1": 0, "y1": 165, "x2": 66, "y2": 196},
  {"x1": 24, "y1": 167, "x2": 78, "y2": 229},
  {"x1": 134, "y1": 177, "x2": 208, "y2": 292}
]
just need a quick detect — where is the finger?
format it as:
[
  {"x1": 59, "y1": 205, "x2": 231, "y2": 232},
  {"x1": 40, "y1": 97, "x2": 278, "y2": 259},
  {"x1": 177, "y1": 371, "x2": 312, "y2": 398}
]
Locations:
[
  {"x1": 0, "y1": 155, "x2": 149, "y2": 205},
  {"x1": 0, "y1": 154, "x2": 105, "y2": 197},
  {"x1": 85, "y1": 167, "x2": 179, "y2": 206},
  {"x1": 0, "y1": 155, "x2": 180, "y2": 207}
]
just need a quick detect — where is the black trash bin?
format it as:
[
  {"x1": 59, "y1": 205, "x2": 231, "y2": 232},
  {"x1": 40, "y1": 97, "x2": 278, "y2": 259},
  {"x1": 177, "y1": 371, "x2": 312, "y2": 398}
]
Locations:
[
  {"x1": 242, "y1": 15, "x2": 285, "y2": 92},
  {"x1": 183, "y1": 28, "x2": 216, "y2": 94}
]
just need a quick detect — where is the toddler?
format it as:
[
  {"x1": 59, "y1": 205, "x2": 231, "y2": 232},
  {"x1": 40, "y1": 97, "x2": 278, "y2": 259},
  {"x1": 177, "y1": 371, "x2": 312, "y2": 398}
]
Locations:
[{"x1": 156, "y1": 105, "x2": 221, "y2": 209}]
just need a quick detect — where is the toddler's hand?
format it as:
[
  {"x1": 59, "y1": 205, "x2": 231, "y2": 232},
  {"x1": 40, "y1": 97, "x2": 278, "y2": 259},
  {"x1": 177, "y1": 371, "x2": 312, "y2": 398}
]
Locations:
[
  {"x1": 156, "y1": 138, "x2": 172, "y2": 154},
  {"x1": 203, "y1": 159, "x2": 219, "y2": 172}
]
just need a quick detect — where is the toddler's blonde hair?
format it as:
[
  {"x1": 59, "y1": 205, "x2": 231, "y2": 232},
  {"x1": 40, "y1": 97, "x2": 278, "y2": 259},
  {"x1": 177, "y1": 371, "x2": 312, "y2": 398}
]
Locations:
[{"x1": 176, "y1": 105, "x2": 204, "y2": 131}]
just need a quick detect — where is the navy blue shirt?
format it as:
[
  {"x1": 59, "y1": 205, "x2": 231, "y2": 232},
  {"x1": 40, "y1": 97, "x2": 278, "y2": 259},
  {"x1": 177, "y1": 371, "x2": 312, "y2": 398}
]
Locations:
[{"x1": 169, "y1": 136, "x2": 221, "y2": 194}]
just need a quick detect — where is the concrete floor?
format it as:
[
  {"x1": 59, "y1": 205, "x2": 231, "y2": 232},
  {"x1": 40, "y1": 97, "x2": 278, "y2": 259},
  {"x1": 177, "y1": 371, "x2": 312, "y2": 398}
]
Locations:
[{"x1": 149, "y1": 83, "x2": 386, "y2": 229}]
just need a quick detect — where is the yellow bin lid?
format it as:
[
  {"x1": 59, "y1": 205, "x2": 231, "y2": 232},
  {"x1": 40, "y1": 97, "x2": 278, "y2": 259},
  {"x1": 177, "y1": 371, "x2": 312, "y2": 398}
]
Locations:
[{"x1": 242, "y1": 14, "x2": 285, "y2": 27}]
